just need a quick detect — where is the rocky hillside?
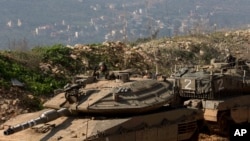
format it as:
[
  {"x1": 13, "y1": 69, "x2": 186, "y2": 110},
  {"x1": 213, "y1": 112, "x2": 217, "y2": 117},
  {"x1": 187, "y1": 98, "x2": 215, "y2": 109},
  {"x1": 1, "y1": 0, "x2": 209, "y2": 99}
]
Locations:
[
  {"x1": 0, "y1": 28, "x2": 249, "y2": 126},
  {"x1": 64, "y1": 28, "x2": 250, "y2": 75}
]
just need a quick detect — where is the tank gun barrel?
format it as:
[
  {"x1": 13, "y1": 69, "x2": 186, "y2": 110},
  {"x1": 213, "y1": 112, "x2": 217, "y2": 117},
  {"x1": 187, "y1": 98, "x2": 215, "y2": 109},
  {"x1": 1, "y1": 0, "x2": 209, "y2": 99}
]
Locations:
[{"x1": 4, "y1": 108, "x2": 70, "y2": 136}]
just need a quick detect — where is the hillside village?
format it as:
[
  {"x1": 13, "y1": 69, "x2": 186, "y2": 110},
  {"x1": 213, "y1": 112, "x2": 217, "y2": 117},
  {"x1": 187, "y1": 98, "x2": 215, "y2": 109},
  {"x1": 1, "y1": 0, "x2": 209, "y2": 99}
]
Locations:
[{"x1": 1, "y1": 0, "x2": 250, "y2": 48}]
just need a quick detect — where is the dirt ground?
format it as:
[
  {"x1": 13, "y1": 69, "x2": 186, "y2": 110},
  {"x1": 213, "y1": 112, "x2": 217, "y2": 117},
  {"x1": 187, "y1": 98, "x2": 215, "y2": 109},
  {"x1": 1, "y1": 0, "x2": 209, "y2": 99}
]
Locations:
[{"x1": 198, "y1": 134, "x2": 229, "y2": 141}]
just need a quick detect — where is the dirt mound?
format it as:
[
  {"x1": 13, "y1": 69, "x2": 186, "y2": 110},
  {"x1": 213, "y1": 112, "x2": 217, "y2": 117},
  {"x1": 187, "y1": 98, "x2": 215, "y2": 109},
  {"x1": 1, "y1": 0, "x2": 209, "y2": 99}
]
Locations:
[{"x1": 0, "y1": 87, "x2": 39, "y2": 125}]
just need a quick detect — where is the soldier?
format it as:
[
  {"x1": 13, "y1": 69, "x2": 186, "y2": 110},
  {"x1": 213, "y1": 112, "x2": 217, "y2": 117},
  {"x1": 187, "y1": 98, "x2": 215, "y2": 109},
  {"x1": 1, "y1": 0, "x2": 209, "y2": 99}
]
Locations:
[
  {"x1": 93, "y1": 62, "x2": 115, "y2": 80},
  {"x1": 225, "y1": 53, "x2": 236, "y2": 67},
  {"x1": 143, "y1": 70, "x2": 153, "y2": 79}
]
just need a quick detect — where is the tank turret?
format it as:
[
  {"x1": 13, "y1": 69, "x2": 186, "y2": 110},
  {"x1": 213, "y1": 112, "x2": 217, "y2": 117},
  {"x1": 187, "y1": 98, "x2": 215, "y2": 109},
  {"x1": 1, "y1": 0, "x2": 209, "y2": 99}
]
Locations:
[
  {"x1": 172, "y1": 58, "x2": 250, "y2": 99},
  {"x1": 43, "y1": 73, "x2": 175, "y2": 114}
]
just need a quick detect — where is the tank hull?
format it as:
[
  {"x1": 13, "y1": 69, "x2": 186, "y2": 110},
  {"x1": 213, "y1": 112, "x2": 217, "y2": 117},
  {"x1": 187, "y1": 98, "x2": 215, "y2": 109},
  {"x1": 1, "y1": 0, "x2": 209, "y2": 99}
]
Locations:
[{"x1": 0, "y1": 108, "x2": 203, "y2": 141}]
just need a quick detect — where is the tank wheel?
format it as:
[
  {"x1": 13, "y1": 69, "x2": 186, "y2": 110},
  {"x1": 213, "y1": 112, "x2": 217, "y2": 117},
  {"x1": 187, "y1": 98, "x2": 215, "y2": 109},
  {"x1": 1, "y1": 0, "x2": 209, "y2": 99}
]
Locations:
[
  {"x1": 197, "y1": 120, "x2": 210, "y2": 134},
  {"x1": 188, "y1": 126, "x2": 199, "y2": 141},
  {"x1": 218, "y1": 112, "x2": 231, "y2": 136}
]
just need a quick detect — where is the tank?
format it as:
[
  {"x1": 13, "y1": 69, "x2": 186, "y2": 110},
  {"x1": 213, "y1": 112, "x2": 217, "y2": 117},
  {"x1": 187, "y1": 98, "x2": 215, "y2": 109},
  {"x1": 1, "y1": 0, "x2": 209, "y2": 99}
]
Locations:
[
  {"x1": 0, "y1": 71, "x2": 204, "y2": 141},
  {"x1": 171, "y1": 58, "x2": 250, "y2": 136},
  {"x1": 171, "y1": 58, "x2": 250, "y2": 99}
]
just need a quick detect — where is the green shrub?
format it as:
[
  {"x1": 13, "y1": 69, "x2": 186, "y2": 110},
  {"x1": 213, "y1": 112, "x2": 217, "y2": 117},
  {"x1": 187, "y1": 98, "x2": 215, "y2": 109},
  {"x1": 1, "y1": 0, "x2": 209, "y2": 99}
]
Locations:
[{"x1": 0, "y1": 51, "x2": 67, "y2": 96}]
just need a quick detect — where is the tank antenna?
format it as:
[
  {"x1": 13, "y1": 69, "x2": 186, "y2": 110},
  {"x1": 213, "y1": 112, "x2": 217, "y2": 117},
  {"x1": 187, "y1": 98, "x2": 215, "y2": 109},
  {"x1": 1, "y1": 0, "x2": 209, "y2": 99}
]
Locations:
[
  {"x1": 85, "y1": 98, "x2": 90, "y2": 140},
  {"x1": 243, "y1": 70, "x2": 246, "y2": 83}
]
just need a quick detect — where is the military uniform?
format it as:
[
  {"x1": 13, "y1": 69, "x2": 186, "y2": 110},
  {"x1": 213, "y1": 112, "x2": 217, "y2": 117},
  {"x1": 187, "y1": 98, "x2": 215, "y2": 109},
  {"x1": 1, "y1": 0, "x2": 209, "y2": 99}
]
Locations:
[
  {"x1": 225, "y1": 53, "x2": 236, "y2": 67},
  {"x1": 93, "y1": 62, "x2": 115, "y2": 80}
]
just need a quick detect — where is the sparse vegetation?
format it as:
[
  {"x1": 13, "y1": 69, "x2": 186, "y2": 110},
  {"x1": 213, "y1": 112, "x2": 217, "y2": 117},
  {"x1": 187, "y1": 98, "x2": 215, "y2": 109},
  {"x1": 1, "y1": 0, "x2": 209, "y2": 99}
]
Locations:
[{"x1": 0, "y1": 45, "x2": 68, "y2": 96}]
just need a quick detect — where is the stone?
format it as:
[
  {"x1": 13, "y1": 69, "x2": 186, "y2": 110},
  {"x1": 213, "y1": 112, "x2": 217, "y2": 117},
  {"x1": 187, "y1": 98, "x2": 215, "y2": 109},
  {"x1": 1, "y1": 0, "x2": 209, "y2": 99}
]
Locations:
[
  {"x1": 12, "y1": 99, "x2": 19, "y2": 106},
  {"x1": 1, "y1": 104, "x2": 9, "y2": 110},
  {"x1": 1, "y1": 117, "x2": 6, "y2": 121}
]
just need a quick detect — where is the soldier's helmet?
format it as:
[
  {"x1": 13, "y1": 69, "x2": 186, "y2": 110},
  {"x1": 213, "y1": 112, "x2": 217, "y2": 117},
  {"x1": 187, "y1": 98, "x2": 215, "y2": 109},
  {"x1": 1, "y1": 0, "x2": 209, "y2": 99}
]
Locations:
[
  {"x1": 99, "y1": 62, "x2": 105, "y2": 67},
  {"x1": 98, "y1": 62, "x2": 107, "y2": 72}
]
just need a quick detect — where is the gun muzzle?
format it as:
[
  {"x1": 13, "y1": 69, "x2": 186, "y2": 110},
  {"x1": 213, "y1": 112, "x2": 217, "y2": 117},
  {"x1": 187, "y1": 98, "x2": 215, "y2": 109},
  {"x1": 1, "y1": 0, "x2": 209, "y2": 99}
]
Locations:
[{"x1": 4, "y1": 108, "x2": 69, "y2": 135}]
